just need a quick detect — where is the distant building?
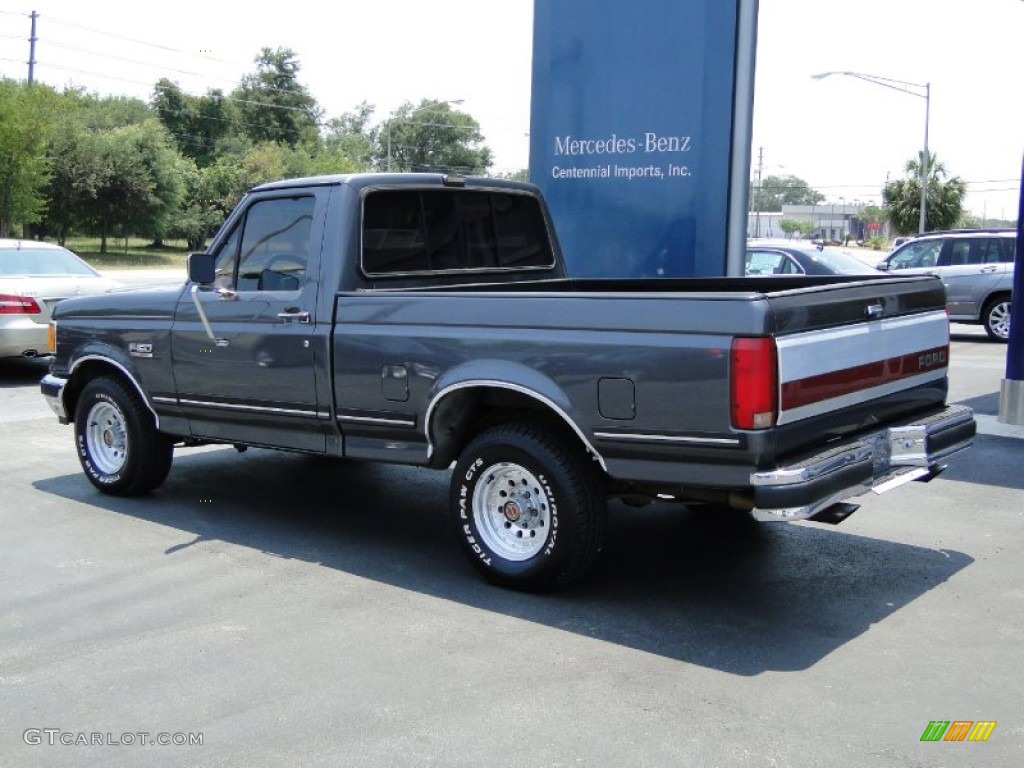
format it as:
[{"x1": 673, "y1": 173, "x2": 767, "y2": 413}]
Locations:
[
  {"x1": 748, "y1": 202, "x2": 870, "y2": 241},
  {"x1": 747, "y1": 212, "x2": 784, "y2": 239}
]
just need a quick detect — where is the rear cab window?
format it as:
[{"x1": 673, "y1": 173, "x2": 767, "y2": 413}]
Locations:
[{"x1": 361, "y1": 189, "x2": 556, "y2": 276}]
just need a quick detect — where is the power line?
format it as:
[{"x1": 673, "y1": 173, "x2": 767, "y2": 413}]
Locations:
[
  {"x1": 41, "y1": 39, "x2": 239, "y2": 84},
  {"x1": 42, "y1": 13, "x2": 248, "y2": 68},
  {"x1": 5, "y1": 11, "x2": 324, "y2": 102}
]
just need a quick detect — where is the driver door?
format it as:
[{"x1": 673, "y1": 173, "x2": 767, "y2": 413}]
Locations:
[{"x1": 170, "y1": 191, "x2": 327, "y2": 451}]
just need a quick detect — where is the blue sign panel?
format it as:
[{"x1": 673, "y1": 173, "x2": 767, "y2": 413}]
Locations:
[{"x1": 530, "y1": 0, "x2": 756, "y2": 277}]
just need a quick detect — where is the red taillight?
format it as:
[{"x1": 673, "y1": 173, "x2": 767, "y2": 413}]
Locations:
[
  {"x1": 731, "y1": 336, "x2": 778, "y2": 429},
  {"x1": 0, "y1": 293, "x2": 42, "y2": 314}
]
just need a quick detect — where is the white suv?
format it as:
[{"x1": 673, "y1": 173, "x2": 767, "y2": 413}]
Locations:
[{"x1": 878, "y1": 229, "x2": 1016, "y2": 341}]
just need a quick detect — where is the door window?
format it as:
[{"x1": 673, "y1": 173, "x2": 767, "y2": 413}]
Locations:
[
  {"x1": 945, "y1": 239, "x2": 987, "y2": 267},
  {"x1": 888, "y1": 240, "x2": 942, "y2": 269},
  {"x1": 213, "y1": 197, "x2": 315, "y2": 291}
]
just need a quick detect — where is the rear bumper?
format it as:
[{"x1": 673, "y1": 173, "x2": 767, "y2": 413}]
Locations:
[{"x1": 750, "y1": 404, "x2": 976, "y2": 521}]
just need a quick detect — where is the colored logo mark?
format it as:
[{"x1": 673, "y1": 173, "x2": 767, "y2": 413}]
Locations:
[{"x1": 920, "y1": 720, "x2": 997, "y2": 742}]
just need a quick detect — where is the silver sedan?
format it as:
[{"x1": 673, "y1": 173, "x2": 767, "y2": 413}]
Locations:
[{"x1": 0, "y1": 240, "x2": 122, "y2": 360}]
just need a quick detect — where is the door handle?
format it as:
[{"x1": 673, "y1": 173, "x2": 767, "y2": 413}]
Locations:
[
  {"x1": 979, "y1": 266, "x2": 998, "y2": 273},
  {"x1": 277, "y1": 308, "x2": 310, "y2": 323}
]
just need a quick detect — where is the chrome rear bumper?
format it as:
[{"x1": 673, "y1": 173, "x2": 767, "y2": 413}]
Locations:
[{"x1": 749, "y1": 404, "x2": 976, "y2": 522}]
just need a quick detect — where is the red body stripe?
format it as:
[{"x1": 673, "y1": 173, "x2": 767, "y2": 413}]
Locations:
[{"x1": 781, "y1": 345, "x2": 948, "y2": 410}]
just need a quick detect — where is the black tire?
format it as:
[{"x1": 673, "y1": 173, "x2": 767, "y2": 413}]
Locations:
[
  {"x1": 451, "y1": 422, "x2": 607, "y2": 592},
  {"x1": 73, "y1": 376, "x2": 174, "y2": 496},
  {"x1": 982, "y1": 295, "x2": 1011, "y2": 342}
]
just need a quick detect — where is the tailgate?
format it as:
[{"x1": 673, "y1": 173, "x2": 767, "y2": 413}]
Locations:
[{"x1": 766, "y1": 276, "x2": 950, "y2": 426}]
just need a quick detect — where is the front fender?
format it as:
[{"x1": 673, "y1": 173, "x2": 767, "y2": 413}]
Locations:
[{"x1": 62, "y1": 344, "x2": 158, "y2": 427}]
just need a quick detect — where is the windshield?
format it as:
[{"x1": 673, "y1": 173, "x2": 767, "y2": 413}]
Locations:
[{"x1": 0, "y1": 247, "x2": 101, "y2": 277}]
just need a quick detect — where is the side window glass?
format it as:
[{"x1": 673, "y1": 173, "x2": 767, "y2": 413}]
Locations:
[
  {"x1": 981, "y1": 239, "x2": 1003, "y2": 264},
  {"x1": 1000, "y1": 238, "x2": 1016, "y2": 264},
  {"x1": 780, "y1": 256, "x2": 804, "y2": 274},
  {"x1": 745, "y1": 250, "x2": 784, "y2": 275},
  {"x1": 235, "y1": 197, "x2": 315, "y2": 292},
  {"x1": 891, "y1": 241, "x2": 941, "y2": 269},
  {"x1": 212, "y1": 224, "x2": 242, "y2": 289},
  {"x1": 947, "y1": 240, "x2": 973, "y2": 266}
]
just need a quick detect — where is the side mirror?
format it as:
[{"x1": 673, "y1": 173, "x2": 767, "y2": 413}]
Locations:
[{"x1": 187, "y1": 252, "x2": 215, "y2": 285}]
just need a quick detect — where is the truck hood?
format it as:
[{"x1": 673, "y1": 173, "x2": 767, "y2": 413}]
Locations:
[{"x1": 50, "y1": 284, "x2": 186, "y2": 320}]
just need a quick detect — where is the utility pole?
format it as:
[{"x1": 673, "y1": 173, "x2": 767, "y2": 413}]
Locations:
[{"x1": 27, "y1": 11, "x2": 38, "y2": 85}]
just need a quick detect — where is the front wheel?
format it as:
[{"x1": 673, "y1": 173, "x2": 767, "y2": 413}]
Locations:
[
  {"x1": 451, "y1": 423, "x2": 607, "y2": 592},
  {"x1": 982, "y1": 295, "x2": 1011, "y2": 342},
  {"x1": 73, "y1": 376, "x2": 174, "y2": 496}
]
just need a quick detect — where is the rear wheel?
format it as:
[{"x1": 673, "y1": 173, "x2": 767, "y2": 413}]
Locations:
[
  {"x1": 451, "y1": 423, "x2": 607, "y2": 592},
  {"x1": 74, "y1": 376, "x2": 174, "y2": 496},
  {"x1": 982, "y1": 295, "x2": 1011, "y2": 342}
]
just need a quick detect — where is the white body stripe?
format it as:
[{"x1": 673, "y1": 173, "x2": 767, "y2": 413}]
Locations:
[
  {"x1": 775, "y1": 311, "x2": 948, "y2": 383},
  {"x1": 774, "y1": 310, "x2": 949, "y2": 426}
]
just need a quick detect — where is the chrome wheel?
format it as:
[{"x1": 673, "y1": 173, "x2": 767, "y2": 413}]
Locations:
[
  {"x1": 472, "y1": 461, "x2": 551, "y2": 561},
  {"x1": 86, "y1": 400, "x2": 128, "y2": 475},
  {"x1": 985, "y1": 299, "x2": 1011, "y2": 341}
]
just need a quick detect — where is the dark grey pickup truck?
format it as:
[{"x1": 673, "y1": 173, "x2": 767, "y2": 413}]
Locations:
[{"x1": 41, "y1": 172, "x2": 975, "y2": 590}]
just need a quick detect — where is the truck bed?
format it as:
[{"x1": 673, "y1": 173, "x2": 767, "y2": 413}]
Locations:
[{"x1": 333, "y1": 272, "x2": 951, "y2": 488}]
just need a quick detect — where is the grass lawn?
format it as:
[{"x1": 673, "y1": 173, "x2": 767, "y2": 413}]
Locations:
[{"x1": 59, "y1": 236, "x2": 193, "y2": 269}]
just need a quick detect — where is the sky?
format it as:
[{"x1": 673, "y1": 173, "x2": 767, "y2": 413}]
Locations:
[{"x1": 1, "y1": 0, "x2": 1021, "y2": 219}]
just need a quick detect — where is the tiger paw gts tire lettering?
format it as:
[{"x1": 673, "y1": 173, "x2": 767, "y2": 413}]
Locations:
[
  {"x1": 452, "y1": 423, "x2": 607, "y2": 592},
  {"x1": 74, "y1": 376, "x2": 173, "y2": 496}
]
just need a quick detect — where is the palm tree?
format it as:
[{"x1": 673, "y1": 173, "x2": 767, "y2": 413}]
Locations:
[{"x1": 883, "y1": 151, "x2": 967, "y2": 235}]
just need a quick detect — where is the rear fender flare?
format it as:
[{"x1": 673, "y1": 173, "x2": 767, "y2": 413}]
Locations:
[{"x1": 424, "y1": 360, "x2": 606, "y2": 472}]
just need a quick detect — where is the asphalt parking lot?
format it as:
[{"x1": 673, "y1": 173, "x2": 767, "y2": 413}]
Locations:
[{"x1": 1, "y1": 324, "x2": 1021, "y2": 767}]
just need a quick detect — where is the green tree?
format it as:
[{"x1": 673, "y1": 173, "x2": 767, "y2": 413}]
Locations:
[
  {"x1": 79, "y1": 121, "x2": 184, "y2": 252},
  {"x1": 856, "y1": 203, "x2": 885, "y2": 243},
  {"x1": 494, "y1": 169, "x2": 529, "y2": 182},
  {"x1": 751, "y1": 174, "x2": 824, "y2": 212},
  {"x1": 42, "y1": 119, "x2": 105, "y2": 245},
  {"x1": 63, "y1": 88, "x2": 152, "y2": 131},
  {"x1": 377, "y1": 99, "x2": 491, "y2": 173},
  {"x1": 0, "y1": 79, "x2": 57, "y2": 236},
  {"x1": 883, "y1": 151, "x2": 967, "y2": 235},
  {"x1": 321, "y1": 101, "x2": 376, "y2": 169},
  {"x1": 165, "y1": 157, "x2": 248, "y2": 250},
  {"x1": 152, "y1": 78, "x2": 239, "y2": 166},
  {"x1": 41, "y1": 90, "x2": 184, "y2": 246},
  {"x1": 778, "y1": 218, "x2": 804, "y2": 238},
  {"x1": 232, "y1": 47, "x2": 322, "y2": 147}
]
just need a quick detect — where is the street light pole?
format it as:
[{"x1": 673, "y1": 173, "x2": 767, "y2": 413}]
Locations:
[{"x1": 812, "y1": 71, "x2": 931, "y2": 234}]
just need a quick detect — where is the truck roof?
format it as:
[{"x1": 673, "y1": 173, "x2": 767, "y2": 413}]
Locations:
[{"x1": 250, "y1": 172, "x2": 539, "y2": 195}]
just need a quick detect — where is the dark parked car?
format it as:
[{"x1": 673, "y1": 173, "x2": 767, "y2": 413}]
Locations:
[{"x1": 745, "y1": 241, "x2": 881, "y2": 277}]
